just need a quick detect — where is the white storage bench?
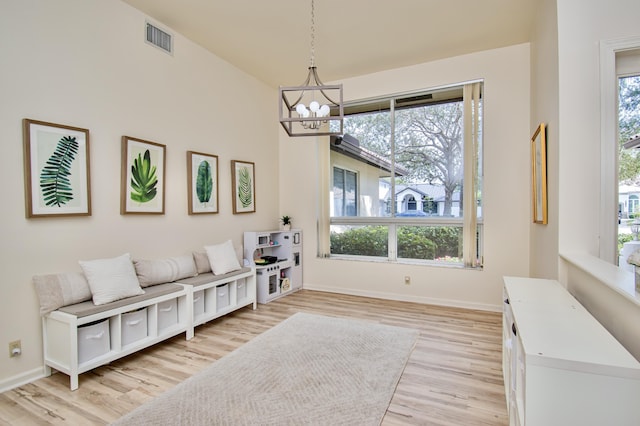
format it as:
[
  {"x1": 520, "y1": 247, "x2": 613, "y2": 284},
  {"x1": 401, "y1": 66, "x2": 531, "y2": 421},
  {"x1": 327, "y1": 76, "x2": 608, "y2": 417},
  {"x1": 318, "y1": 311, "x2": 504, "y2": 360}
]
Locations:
[
  {"x1": 43, "y1": 283, "x2": 189, "y2": 390},
  {"x1": 36, "y1": 242, "x2": 258, "y2": 390},
  {"x1": 176, "y1": 266, "x2": 257, "y2": 339}
]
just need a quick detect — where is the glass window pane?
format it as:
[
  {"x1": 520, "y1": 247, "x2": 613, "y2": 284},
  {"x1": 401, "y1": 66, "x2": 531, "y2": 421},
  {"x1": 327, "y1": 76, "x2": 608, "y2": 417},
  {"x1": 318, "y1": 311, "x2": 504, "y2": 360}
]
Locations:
[
  {"x1": 330, "y1": 225, "x2": 388, "y2": 257},
  {"x1": 332, "y1": 109, "x2": 392, "y2": 218},
  {"x1": 397, "y1": 225, "x2": 462, "y2": 262},
  {"x1": 333, "y1": 167, "x2": 345, "y2": 216},
  {"x1": 395, "y1": 101, "x2": 464, "y2": 219},
  {"x1": 345, "y1": 170, "x2": 357, "y2": 216},
  {"x1": 327, "y1": 82, "x2": 483, "y2": 267}
]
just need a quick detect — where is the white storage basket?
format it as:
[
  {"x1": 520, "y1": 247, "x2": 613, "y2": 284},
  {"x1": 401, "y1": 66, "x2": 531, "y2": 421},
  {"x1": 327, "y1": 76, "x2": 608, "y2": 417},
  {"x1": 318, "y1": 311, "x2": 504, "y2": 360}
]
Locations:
[
  {"x1": 237, "y1": 280, "x2": 247, "y2": 300},
  {"x1": 193, "y1": 290, "x2": 205, "y2": 318},
  {"x1": 78, "y1": 318, "x2": 110, "y2": 364},
  {"x1": 157, "y1": 298, "x2": 178, "y2": 332},
  {"x1": 216, "y1": 284, "x2": 230, "y2": 311},
  {"x1": 121, "y1": 308, "x2": 148, "y2": 346}
]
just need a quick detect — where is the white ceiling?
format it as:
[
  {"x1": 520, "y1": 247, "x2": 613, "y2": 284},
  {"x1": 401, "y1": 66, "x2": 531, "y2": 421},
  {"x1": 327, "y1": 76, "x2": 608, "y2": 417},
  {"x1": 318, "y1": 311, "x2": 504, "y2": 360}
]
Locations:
[{"x1": 122, "y1": 0, "x2": 535, "y2": 88}]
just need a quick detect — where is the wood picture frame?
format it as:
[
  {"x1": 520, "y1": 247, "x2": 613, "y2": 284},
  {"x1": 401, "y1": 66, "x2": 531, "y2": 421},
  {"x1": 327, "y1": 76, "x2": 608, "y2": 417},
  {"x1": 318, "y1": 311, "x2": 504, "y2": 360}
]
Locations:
[
  {"x1": 187, "y1": 151, "x2": 219, "y2": 214},
  {"x1": 231, "y1": 160, "x2": 256, "y2": 214},
  {"x1": 531, "y1": 123, "x2": 548, "y2": 224},
  {"x1": 121, "y1": 136, "x2": 166, "y2": 214},
  {"x1": 23, "y1": 118, "x2": 91, "y2": 218}
]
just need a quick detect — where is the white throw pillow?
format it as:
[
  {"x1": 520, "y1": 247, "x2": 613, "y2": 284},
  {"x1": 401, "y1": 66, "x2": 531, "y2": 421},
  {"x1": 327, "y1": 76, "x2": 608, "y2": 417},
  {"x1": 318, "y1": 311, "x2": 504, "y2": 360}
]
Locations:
[
  {"x1": 204, "y1": 240, "x2": 241, "y2": 275},
  {"x1": 79, "y1": 253, "x2": 145, "y2": 305}
]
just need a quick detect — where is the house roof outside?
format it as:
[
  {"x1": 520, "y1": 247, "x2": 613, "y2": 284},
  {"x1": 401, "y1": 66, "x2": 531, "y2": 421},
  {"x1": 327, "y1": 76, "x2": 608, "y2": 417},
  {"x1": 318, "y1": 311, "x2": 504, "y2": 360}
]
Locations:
[
  {"x1": 622, "y1": 134, "x2": 640, "y2": 150},
  {"x1": 330, "y1": 134, "x2": 408, "y2": 176},
  {"x1": 619, "y1": 184, "x2": 640, "y2": 195}
]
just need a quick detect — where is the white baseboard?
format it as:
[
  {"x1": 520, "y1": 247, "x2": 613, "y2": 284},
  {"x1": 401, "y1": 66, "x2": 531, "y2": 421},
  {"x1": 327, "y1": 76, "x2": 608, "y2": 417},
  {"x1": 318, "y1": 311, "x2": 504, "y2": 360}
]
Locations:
[
  {"x1": 302, "y1": 284, "x2": 502, "y2": 312},
  {"x1": 0, "y1": 366, "x2": 47, "y2": 393}
]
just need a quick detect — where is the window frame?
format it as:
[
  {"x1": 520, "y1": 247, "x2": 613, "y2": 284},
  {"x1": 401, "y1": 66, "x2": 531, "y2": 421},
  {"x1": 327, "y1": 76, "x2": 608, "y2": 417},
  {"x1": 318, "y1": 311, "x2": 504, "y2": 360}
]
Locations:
[{"x1": 326, "y1": 81, "x2": 483, "y2": 268}]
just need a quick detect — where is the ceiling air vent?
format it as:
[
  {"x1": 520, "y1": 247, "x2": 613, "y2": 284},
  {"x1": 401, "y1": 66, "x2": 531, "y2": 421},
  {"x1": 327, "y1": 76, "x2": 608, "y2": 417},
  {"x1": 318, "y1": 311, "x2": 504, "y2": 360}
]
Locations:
[{"x1": 145, "y1": 21, "x2": 173, "y2": 55}]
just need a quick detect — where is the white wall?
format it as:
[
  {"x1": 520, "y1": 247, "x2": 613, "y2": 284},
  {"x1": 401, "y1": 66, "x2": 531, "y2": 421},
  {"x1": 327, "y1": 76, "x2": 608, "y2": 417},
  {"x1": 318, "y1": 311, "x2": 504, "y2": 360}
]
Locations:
[
  {"x1": 557, "y1": 0, "x2": 640, "y2": 256},
  {"x1": 529, "y1": 0, "x2": 560, "y2": 279},
  {"x1": 280, "y1": 44, "x2": 531, "y2": 311},
  {"x1": 0, "y1": 0, "x2": 279, "y2": 389},
  {"x1": 555, "y1": 0, "x2": 640, "y2": 359}
]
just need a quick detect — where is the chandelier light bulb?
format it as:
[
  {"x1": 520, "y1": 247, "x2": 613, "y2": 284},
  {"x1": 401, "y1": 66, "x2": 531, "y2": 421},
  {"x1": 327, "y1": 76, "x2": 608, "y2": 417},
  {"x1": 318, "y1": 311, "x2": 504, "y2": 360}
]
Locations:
[
  {"x1": 295, "y1": 104, "x2": 307, "y2": 115},
  {"x1": 319, "y1": 104, "x2": 330, "y2": 117},
  {"x1": 309, "y1": 101, "x2": 320, "y2": 112}
]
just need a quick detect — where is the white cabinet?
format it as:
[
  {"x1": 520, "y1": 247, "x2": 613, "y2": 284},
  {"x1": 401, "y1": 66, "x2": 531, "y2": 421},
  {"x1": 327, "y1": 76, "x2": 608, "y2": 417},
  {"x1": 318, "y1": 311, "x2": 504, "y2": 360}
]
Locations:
[
  {"x1": 178, "y1": 268, "x2": 256, "y2": 336},
  {"x1": 503, "y1": 276, "x2": 640, "y2": 426},
  {"x1": 244, "y1": 229, "x2": 302, "y2": 303},
  {"x1": 43, "y1": 267, "x2": 257, "y2": 390},
  {"x1": 43, "y1": 284, "x2": 189, "y2": 390}
]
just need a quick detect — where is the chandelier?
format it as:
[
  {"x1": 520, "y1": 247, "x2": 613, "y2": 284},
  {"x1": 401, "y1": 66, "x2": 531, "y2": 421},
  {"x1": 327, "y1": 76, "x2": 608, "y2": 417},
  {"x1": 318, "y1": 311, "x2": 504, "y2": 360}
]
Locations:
[{"x1": 278, "y1": 0, "x2": 344, "y2": 137}]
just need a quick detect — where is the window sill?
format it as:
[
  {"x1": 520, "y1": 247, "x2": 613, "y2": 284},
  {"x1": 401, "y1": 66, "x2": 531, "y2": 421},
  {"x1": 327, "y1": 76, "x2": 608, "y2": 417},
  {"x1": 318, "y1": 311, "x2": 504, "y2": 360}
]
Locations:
[
  {"x1": 324, "y1": 254, "x2": 482, "y2": 270},
  {"x1": 560, "y1": 253, "x2": 640, "y2": 307}
]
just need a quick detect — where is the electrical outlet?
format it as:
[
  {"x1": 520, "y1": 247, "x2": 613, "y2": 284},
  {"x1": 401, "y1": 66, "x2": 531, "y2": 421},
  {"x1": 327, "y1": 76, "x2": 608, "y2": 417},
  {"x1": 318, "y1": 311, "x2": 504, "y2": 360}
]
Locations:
[
  {"x1": 9, "y1": 340, "x2": 21, "y2": 358},
  {"x1": 404, "y1": 276, "x2": 411, "y2": 285}
]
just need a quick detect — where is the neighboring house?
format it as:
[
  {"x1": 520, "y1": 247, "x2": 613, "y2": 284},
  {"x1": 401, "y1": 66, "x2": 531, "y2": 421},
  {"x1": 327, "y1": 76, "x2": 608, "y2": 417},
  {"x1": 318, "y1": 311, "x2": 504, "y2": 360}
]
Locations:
[
  {"x1": 619, "y1": 184, "x2": 640, "y2": 219},
  {"x1": 329, "y1": 134, "x2": 406, "y2": 217},
  {"x1": 394, "y1": 184, "x2": 461, "y2": 217},
  {"x1": 329, "y1": 133, "x2": 464, "y2": 218}
]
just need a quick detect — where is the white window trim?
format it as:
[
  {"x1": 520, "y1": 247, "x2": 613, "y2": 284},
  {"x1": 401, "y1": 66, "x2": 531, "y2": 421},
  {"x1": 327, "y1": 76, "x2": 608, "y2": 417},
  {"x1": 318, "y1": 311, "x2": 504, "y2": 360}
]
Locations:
[
  {"x1": 322, "y1": 81, "x2": 483, "y2": 267},
  {"x1": 599, "y1": 36, "x2": 640, "y2": 263}
]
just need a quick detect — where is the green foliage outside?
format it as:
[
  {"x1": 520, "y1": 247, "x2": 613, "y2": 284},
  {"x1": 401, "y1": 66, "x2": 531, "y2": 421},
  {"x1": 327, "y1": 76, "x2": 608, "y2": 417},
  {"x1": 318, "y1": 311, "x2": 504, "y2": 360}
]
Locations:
[
  {"x1": 398, "y1": 226, "x2": 461, "y2": 259},
  {"x1": 619, "y1": 233, "x2": 634, "y2": 254},
  {"x1": 618, "y1": 76, "x2": 640, "y2": 183},
  {"x1": 397, "y1": 227, "x2": 437, "y2": 259},
  {"x1": 331, "y1": 226, "x2": 388, "y2": 257},
  {"x1": 331, "y1": 225, "x2": 461, "y2": 260}
]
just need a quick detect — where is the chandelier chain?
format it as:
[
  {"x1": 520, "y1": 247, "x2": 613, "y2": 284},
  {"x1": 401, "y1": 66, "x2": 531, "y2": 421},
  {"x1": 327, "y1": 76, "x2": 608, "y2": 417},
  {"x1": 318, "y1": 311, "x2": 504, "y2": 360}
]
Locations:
[{"x1": 309, "y1": 0, "x2": 315, "y2": 68}]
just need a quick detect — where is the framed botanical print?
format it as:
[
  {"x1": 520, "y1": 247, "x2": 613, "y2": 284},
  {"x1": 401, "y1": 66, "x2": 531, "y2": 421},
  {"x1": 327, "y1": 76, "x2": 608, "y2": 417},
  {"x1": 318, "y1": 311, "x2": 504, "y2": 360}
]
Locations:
[
  {"x1": 23, "y1": 119, "x2": 91, "y2": 218},
  {"x1": 121, "y1": 136, "x2": 166, "y2": 214},
  {"x1": 231, "y1": 160, "x2": 255, "y2": 214},
  {"x1": 187, "y1": 151, "x2": 219, "y2": 214}
]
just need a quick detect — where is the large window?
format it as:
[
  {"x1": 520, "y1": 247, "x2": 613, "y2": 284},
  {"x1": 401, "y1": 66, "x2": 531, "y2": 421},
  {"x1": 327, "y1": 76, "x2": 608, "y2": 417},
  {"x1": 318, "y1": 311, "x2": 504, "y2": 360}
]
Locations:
[
  {"x1": 616, "y1": 49, "x2": 640, "y2": 261},
  {"x1": 325, "y1": 82, "x2": 483, "y2": 267}
]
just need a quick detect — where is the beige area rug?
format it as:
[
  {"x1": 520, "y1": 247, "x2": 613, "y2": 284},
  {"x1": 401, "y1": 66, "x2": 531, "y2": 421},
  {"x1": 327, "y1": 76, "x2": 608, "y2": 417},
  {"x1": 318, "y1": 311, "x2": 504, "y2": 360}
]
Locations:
[{"x1": 111, "y1": 312, "x2": 419, "y2": 426}]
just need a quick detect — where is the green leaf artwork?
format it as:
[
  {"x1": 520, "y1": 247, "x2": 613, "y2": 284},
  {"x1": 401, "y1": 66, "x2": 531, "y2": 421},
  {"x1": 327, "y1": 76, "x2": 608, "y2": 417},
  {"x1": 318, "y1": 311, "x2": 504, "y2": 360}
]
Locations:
[
  {"x1": 40, "y1": 135, "x2": 78, "y2": 207},
  {"x1": 238, "y1": 166, "x2": 253, "y2": 208},
  {"x1": 196, "y1": 160, "x2": 213, "y2": 203},
  {"x1": 130, "y1": 149, "x2": 158, "y2": 203}
]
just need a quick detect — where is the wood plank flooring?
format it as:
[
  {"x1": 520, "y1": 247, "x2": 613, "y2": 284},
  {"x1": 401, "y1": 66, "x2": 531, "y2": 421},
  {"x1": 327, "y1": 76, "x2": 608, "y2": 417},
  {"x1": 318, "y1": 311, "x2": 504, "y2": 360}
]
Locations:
[{"x1": 0, "y1": 290, "x2": 508, "y2": 425}]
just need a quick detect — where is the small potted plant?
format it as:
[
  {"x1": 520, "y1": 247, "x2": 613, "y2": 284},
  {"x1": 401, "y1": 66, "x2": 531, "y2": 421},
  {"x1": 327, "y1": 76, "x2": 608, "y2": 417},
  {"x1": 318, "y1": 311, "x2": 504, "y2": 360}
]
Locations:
[{"x1": 280, "y1": 215, "x2": 292, "y2": 231}]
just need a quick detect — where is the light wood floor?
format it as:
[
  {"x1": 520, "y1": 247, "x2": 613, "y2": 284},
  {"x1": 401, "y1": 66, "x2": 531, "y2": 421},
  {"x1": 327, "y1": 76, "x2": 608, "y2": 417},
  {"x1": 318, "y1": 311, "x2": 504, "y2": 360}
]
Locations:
[{"x1": 0, "y1": 290, "x2": 508, "y2": 425}]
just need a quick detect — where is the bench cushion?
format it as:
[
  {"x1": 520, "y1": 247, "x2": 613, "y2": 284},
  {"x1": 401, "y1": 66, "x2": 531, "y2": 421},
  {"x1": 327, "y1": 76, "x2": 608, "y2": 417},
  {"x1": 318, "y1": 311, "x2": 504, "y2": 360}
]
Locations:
[
  {"x1": 57, "y1": 283, "x2": 184, "y2": 318},
  {"x1": 176, "y1": 267, "x2": 252, "y2": 288}
]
